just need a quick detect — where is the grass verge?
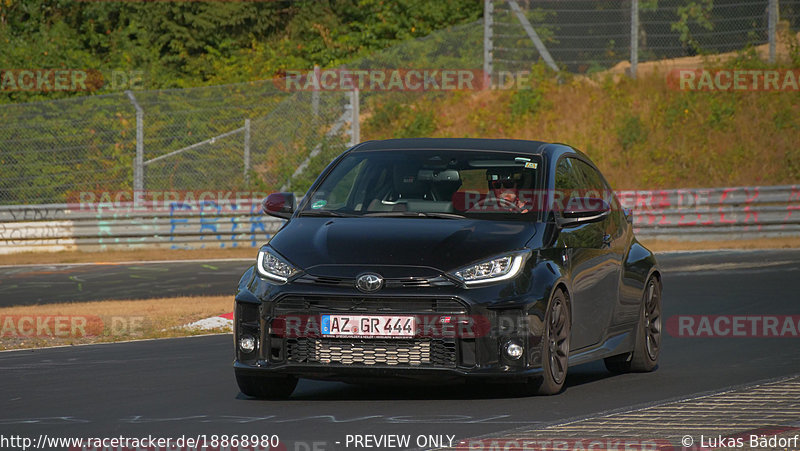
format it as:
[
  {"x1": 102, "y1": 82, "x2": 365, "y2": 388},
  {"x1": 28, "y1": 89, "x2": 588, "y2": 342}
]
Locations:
[{"x1": 0, "y1": 295, "x2": 232, "y2": 351}]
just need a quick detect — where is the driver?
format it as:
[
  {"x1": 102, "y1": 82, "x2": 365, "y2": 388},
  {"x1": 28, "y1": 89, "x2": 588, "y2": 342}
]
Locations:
[{"x1": 488, "y1": 170, "x2": 530, "y2": 213}]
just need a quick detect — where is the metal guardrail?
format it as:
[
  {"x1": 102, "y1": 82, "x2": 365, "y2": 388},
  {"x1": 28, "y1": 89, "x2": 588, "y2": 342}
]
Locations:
[
  {"x1": 0, "y1": 185, "x2": 798, "y2": 254},
  {"x1": 617, "y1": 185, "x2": 800, "y2": 241}
]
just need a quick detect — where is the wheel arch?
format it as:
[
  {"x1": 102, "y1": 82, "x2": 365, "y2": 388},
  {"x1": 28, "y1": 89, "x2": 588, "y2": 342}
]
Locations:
[
  {"x1": 648, "y1": 269, "x2": 662, "y2": 285},
  {"x1": 526, "y1": 255, "x2": 572, "y2": 321},
  {"x1": 553, "y1": 281, "x2": 572, "y2": 321}
]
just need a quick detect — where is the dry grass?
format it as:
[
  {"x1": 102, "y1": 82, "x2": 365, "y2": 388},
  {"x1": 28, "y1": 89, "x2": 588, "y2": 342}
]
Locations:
[
  {"x1": 422, "y1": 71, "x2": 800, "y2": 190},
  {"x1": 601, "y1": 30, "x2": 800, "y2": 79},
  {"x1": 0, "y1": 247, "x2": 258, "y2": 266},
  {"x1": 0, "y1": 295, "x2": 232, "y2": 351},
  {"x1": 362, "y1": 32, "x2": 800, "y2": 191}
]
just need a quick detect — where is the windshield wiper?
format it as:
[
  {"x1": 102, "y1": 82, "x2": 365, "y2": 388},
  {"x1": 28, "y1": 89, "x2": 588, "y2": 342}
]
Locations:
[
  {"x1": 363, "y1": 211, "x2": 466, "y2": 219},
  {"x1": 298, "y1": 210, "x2": 356, "y2": 217},
  {"x1": 418, "y1": 212, "x2": 467, "y2": 219}
]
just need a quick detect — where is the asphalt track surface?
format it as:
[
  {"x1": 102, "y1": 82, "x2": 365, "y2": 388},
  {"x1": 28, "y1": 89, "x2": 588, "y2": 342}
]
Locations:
[
  {"x1": 1, "y1": 249, "x2": 800, "y2": 450},
  {"x1": 0, "y1": 259, "x2": 253, "y2": 305}
]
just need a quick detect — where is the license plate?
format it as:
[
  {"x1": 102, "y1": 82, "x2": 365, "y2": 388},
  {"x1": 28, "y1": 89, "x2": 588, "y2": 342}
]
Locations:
[{"x1": 321, "y1": 315, "x2": 416, "y2": 338}]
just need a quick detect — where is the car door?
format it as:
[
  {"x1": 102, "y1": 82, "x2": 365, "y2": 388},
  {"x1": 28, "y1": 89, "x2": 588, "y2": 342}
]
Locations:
[
  {"x1": 554, "y1": 157, "x2": 621, "y2": 350},
  {"x1": 588, "y1": 166, "x2": 640, "y2": 328},
  {"x1": 573, "y1": 159, "x2": 627, "y2": 329}
]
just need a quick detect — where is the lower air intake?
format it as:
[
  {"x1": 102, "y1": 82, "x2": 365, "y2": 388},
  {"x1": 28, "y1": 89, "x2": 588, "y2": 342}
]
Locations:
[{"x1": 287, "y1": 338, "x2": 456, "y2": 367}]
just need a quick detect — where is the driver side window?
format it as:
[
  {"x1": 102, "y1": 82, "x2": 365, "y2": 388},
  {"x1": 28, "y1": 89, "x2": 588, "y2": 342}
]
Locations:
[{"x1": 554, "y1": 157, "x2": 583, "y2": 200}]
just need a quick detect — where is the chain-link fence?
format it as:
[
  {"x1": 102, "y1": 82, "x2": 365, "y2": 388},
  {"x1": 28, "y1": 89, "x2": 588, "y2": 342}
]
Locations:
[
  {"x1": 135, "y1": 85, "x2": 351, "y2": 194},
  {"x1": 0, "y1": 80, "x2": 352, "y2": 205},
  {"x1": 0, "y1": 23, "x2": 478, "y2": 206},
  {"x1": 489, "y1": 0, "x2": 800, "y2": 75},
  {"x1": 0, "y1": 93, "x2": 135, "y2": 205}
]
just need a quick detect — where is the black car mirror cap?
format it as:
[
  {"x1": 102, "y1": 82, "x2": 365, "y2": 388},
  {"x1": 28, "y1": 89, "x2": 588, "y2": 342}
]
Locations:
[
  {"x1": 557, "y1": 197, "x2": 611, "y2": 228},
  {"x1": 262, "y1": 192, "x2": 295, "y2": 219}
]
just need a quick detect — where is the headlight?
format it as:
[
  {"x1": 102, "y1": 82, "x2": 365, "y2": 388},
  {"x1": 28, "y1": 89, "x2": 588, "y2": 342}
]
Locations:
[
  {"x1": 256, "y1": 247, "x2": 301, "y2": 283},
  {"x1": 451, "y1": 250, "x2": 531, "y2": 286}
]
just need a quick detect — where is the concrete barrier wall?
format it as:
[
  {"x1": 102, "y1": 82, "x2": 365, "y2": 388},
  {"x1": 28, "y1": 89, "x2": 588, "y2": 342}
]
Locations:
[
  {"x1": 1, "y1": 184, "x2": 798, "y2": 254},
  {"x1": 0, "y1": 200, "x2": 284, "y2": 254}
]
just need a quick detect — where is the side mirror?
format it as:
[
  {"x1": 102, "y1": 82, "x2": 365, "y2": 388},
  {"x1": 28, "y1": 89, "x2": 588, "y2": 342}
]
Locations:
[
  {"x1": 262, "y1": 192, "x2": 295, "y2": 219},
  {"x1": 557, "y1": 197, "x2": 611, "y2": 228}
]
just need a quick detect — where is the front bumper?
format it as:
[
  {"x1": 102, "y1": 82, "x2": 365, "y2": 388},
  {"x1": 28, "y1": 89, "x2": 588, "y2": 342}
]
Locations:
[
  {"x1": 233, "y1": 268, "x2": 551, "y2": 383},
  {"x1": 234, "y1": 361, "x2": 544, "y2": 383}
]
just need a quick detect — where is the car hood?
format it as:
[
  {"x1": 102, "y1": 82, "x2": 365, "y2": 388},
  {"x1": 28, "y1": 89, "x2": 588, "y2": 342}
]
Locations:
[{"x1": 268, "y1": 217, "x2": 540, "y2": 275}]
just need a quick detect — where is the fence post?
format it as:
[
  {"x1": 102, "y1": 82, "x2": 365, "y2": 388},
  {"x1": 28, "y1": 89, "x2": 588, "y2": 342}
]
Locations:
[
  {"x1": 483, "y1": 0, "x2": 493, "y2": 87},
  {"x1": 507, "y1": 0, "x2": 559, "y2": 72},
  {"x1": 768, "y1": 0, "x2": 778, "y2": 64},
  {"x1": 350, "y1": 88, "x2": 360, "y2": 147},
  {"x1": 125, "y1": 90, "x2": 144, "y2": 200},
  {"x1": 630, "y1": 0, "x2": 639, "y2": 79},
  {"x1": 243, "y1": 118, "x2": 251, "y2": 186},
  {"x1": 312, "y1": 65, "x2": 320, "y2": 120}
]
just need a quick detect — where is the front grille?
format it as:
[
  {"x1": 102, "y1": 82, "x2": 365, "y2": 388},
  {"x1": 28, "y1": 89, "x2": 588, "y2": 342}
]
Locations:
[
  {"x1": 275, "y1": 296, "x2": 468, "y2": 315},
  {"x1": 295, "y1": 274, "x2": 455, "y2": 288},
  {"x1": 287, "y1": 338, "x2": 457, "y2": 367}
]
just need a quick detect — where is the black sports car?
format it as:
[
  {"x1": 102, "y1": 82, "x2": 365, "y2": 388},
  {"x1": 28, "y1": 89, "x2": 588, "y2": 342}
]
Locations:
[{"x1": 234, "y1": 138, "x2": 662, "y2": 398}]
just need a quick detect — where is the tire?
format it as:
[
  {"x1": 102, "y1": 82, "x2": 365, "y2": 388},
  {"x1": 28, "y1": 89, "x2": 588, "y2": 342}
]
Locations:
[
  {"x1": 236, "y1": 373, "x2": 298, "y2": 399},
  {"x1": 534, "y1": 288, "x2": 571, "y2": 395},
  {"x1": 604, "y1": 276, "x2": 662, "y2": 373}
]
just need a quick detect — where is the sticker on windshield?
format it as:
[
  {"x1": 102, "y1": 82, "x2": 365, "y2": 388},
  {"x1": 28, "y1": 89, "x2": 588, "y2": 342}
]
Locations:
[
  {"x1": 525, "y1": 162, "x2": 538, "y2": 169},
  {"x1": 311, "y1": 200, "x2": 327, "y2": 209}
]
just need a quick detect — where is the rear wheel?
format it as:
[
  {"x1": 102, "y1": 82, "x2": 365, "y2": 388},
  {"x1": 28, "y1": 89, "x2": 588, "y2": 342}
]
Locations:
[
  {"x1": 236, "y1": 373, "x2": 298, "y2": 399},
  {"x1": 605, "y1": 275, "x2": 662, "y2": 373},
  {"x1": 534, "y1": 288, "x2": 571, "y2": 395}
]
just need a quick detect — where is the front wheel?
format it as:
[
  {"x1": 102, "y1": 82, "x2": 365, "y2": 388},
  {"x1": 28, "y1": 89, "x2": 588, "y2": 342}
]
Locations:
[
  {"x1": 534, "y1": 288, "x2": 571, "y2": 395},
  {"x1": 605, "y1": 275, "x2": 662, "y2": 373},
  {"x1": 236, "y1": 373, "x2": 298, "y2": 399}
]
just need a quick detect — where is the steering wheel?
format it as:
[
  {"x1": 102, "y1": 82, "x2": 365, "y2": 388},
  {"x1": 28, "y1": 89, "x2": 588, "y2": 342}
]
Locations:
[{"x1": 467, "y1": 196, "x2": 523, "y2": 213}]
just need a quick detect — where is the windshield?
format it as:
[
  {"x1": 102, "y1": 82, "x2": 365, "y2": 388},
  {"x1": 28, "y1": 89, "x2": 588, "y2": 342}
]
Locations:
[{"x1": 301, "y1": 150, "x2": 542, "y2": 221}]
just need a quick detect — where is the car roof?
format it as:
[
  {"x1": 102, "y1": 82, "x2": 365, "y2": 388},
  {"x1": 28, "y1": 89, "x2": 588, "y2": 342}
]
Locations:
[{"x1": 351, "y1": 138, "x2": 551, "y2": 154}]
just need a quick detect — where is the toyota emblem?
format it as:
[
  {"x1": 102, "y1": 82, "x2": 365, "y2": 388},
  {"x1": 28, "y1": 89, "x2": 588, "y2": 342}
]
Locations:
[{"x1": 355, "y1": 273, "x2": 384, "y2": 293}]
